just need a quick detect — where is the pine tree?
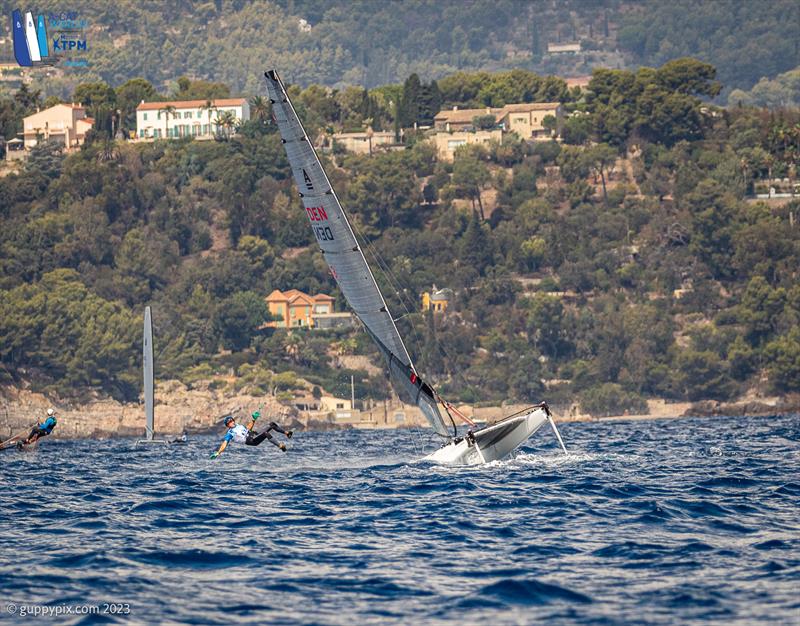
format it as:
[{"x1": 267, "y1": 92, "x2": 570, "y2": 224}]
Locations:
[{"x1": 399, "y1": 73, "x2": 422, "y2": 127}]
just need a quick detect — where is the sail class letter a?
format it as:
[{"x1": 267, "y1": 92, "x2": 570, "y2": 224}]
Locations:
[{"x1": 302, "y1": 169, "x2": 314, "y2": 191}]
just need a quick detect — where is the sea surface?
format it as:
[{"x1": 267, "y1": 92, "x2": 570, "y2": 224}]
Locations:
[{"x1": 0, "y1": 414, "x2": 798, "y2": 625}]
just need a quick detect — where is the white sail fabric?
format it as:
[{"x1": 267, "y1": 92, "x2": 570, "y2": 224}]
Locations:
[
  {"x1": 143, "y1": 306, "x2": 154, "y2": 440},
  {"x1": 264, "y1": 70, "x2": 449, "y2": 437}
]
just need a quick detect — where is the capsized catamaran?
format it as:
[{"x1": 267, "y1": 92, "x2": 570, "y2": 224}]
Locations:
[
  {"x1": 263, "y1": 69, "x2": 568, "y2": 465},
  {"x1": 136, "y1": 306, "x2": 168, "y2": 446}
]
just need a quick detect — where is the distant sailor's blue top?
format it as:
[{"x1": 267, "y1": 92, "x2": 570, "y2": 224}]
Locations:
[{"x1": 39, "y1": 417, "x2": 56, "y2": 434}]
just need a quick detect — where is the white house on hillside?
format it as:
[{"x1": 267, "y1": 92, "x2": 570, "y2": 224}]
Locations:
[{"x1": 135, "y1": 98, "x2": 250, "y2": 140}]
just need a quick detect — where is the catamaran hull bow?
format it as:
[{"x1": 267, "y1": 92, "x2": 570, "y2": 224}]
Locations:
[{"x1": 424, "y1": 406, "x2": 549, "y2": 465}]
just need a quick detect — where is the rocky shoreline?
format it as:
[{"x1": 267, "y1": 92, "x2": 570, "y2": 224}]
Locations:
[{"x1": 1, "y1": 383, "x2": 797, "y2": 442}]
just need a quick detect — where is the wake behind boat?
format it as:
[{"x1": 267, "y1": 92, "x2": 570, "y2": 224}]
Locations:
[{"x1": 264, "y1": 69, "x2": 568, "y2": 466}]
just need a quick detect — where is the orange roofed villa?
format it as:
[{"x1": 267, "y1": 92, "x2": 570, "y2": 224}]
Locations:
[{"x1": 265, "y1": 289, "x2": 353, "y2": 329}]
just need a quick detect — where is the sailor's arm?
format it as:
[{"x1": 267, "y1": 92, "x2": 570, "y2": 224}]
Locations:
[{"x1": 210, "y1": 439, "x2": 229, "y2": 459}]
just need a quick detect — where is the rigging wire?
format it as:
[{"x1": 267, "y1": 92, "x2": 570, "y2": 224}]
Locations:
[{"x1": 352, "y1": 222, "x2": 479, "y2": 402}]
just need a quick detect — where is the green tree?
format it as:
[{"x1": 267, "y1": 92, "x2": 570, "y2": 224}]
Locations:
[
  {"x1": 452, "y1": 146, "x2": 491, "y2": 219},
  {"x1": 173, "y1": 76, "x2": 230, "y2": 100},
  {"x1": 250, "y1": 95, "x2": 270, "y2": 122},
  {"x1": 676, "y1": 349, "x2": 733, "y2": 401},
  {"x1": 472, "y1": 114, "x2": 496, "y2": 130},
  {"x1": 0, "y1": 269, "x2": 138, "y2": 398},
  {"x1": 73, "y1": 82, "x2": 117, "y2": 117},
  {"x1": 738, "y1": 276, "x2": 786, "y2": 346},
  {"x1": 524, "y1": 294, "x2": 572, "y2": 359},
  {"x1": 458, "y1": 211, "x2": 493, "y2": 275},
  {"x1": 579, "y1": 383, "x2": 647, "y2": 417},
  {"x1": 765, "y1": 327, "x2": 800, "y2": 392},
  {"x1": 584, "y1": 143, "x2": 618, "y2": 205},
  {"x1": 214, "y1": 291, "x2": 269, "y2": 351},
  {"x1": 116, "y1": 78, "x2": 158, "y2": 133}
]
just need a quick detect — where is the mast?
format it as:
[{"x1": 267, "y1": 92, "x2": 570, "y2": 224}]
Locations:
[
  {"x1": 143, "y1": 306, "x2": 154, "y2": 440},
  {"x1": 264, "y1": 69, "x2": 450, "y2": 438}
]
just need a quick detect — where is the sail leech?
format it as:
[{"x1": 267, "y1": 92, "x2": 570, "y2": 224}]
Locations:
[{"x1": 263, "y1": 70, "x2": 450, "y2": 438}]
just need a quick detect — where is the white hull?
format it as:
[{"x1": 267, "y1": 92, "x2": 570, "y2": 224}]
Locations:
[{"x1": 424, "y1": 407, "x2": 549, "y2": 465}]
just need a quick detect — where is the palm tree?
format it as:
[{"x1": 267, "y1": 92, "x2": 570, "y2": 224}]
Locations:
[
  {"x1": 217, "y1": 110, "x2": 236, "y2": 140},
  {"x1": 157, "y1": 104, "x2": 176, "y2": 139},
  {"x1": 199, "y1": 99, "x2": 217, "y2": 137},
  {"x1": 97, "y1": 138, "x2": 119, "y2": 163},
  {"x1": 250, "y1": 95, "x2": 269, "y2": 122}
]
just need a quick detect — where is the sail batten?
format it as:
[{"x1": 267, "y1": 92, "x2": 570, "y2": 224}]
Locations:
[{"x1": 264, "y1": 69, "x2": 450, "y2": 437}]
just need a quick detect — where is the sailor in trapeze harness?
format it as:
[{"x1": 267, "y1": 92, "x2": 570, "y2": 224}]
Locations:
[
  {"x1": 18, "y1": 408, "x2": 58, "y2": 448},
  {"x1": 210, "y1": 411, "x2": 293, "y2": 459}
]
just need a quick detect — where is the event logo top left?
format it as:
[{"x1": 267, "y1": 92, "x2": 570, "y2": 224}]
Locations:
[{"x1": 11, "y1": 9, "x2": 89, "y2": 67}]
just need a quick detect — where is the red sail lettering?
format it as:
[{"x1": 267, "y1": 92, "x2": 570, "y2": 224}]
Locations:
[{"x1": 306, "y1": 206, "x2": 328, "y2": 221}]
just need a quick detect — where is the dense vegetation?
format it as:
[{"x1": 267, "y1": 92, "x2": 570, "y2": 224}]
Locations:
[
  {"x1": 1, "y1": 58, "x2": 798, "y2": 415},
  {"x1": 1, "y1": 0, "x2": 797, "y2": 97}
]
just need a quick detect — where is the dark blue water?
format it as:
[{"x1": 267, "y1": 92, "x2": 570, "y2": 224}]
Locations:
[{"x1": 1, "y1": 414, "x2": 798, "y2": 625}]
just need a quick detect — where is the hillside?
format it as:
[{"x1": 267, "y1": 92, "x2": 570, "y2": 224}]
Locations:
[
  {"x1": 0, "y1": 59, "x2": 799, "y2": 418},
  {"x1": 0, "y1": 0, "x2": 797, "y2": 98}
]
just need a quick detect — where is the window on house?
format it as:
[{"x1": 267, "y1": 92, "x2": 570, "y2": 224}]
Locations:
[
  {"x1": 336, "y1": 403, "x2": 344, "y2": 409},
  {"x1": 156, "y1": 112, "x2": 160, "y2": 120},
  {"x1": 184, "y1": 111, "x2": 192, "y2": 119},
  {"x1": 516, "y1": 117, "x2": 527, "y2": 123},
  {"x1": 143, "y1": 113, "x2": 148, "y2": 121}
]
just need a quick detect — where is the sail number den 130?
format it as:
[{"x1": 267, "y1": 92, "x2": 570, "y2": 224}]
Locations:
[{"x1": 306, "y1": 205, "x2": 335, "y2": 242}]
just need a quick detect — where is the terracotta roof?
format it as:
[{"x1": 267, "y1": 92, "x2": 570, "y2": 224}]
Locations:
[
  {"x1": 24, "y1": 103, "x2": 85, "y2": 120},
  {"x1": 288, "y1": 292, "x2": 315, "y2": 306},
  {"x1": 266, "y1": 288, "x2": 334, "y2": 305},
  {"x1": 435, "y1": 102, "x2": 560, "y2": 124},
  {"x1": 498, "y1": 102, "x2": 560, "y2": 114},
  {"x1": 434, "y1": 107, "x2": 496, "y2": 124},
  {"x1": 565, "y1": 76, "x2": 592, "y2": 88},
  {"x1": 136, "y1": 98, "x2": 247, "y2": 111},
  {"x1": 266, "y1": 289, "x2": 287, "y2": 302}
]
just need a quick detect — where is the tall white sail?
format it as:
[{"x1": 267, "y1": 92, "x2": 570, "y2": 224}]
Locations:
[
  {"x1": 143, "y1": 306, "x2": 154, "y2": 440},
  {"x1": 264, "y1": 70, "x2": 450, "y2": 438},
  {"x1": 24, "y1": 12, "x2": 41, "y2": 62}
]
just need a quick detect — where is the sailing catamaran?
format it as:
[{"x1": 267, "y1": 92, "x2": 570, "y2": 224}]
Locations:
[
  {"x1": 136, "y1": 306, "x2": 168, "y2": 446},
  {"x1": 263, "y1": 69, "x2": 568, "y2": 465}
]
